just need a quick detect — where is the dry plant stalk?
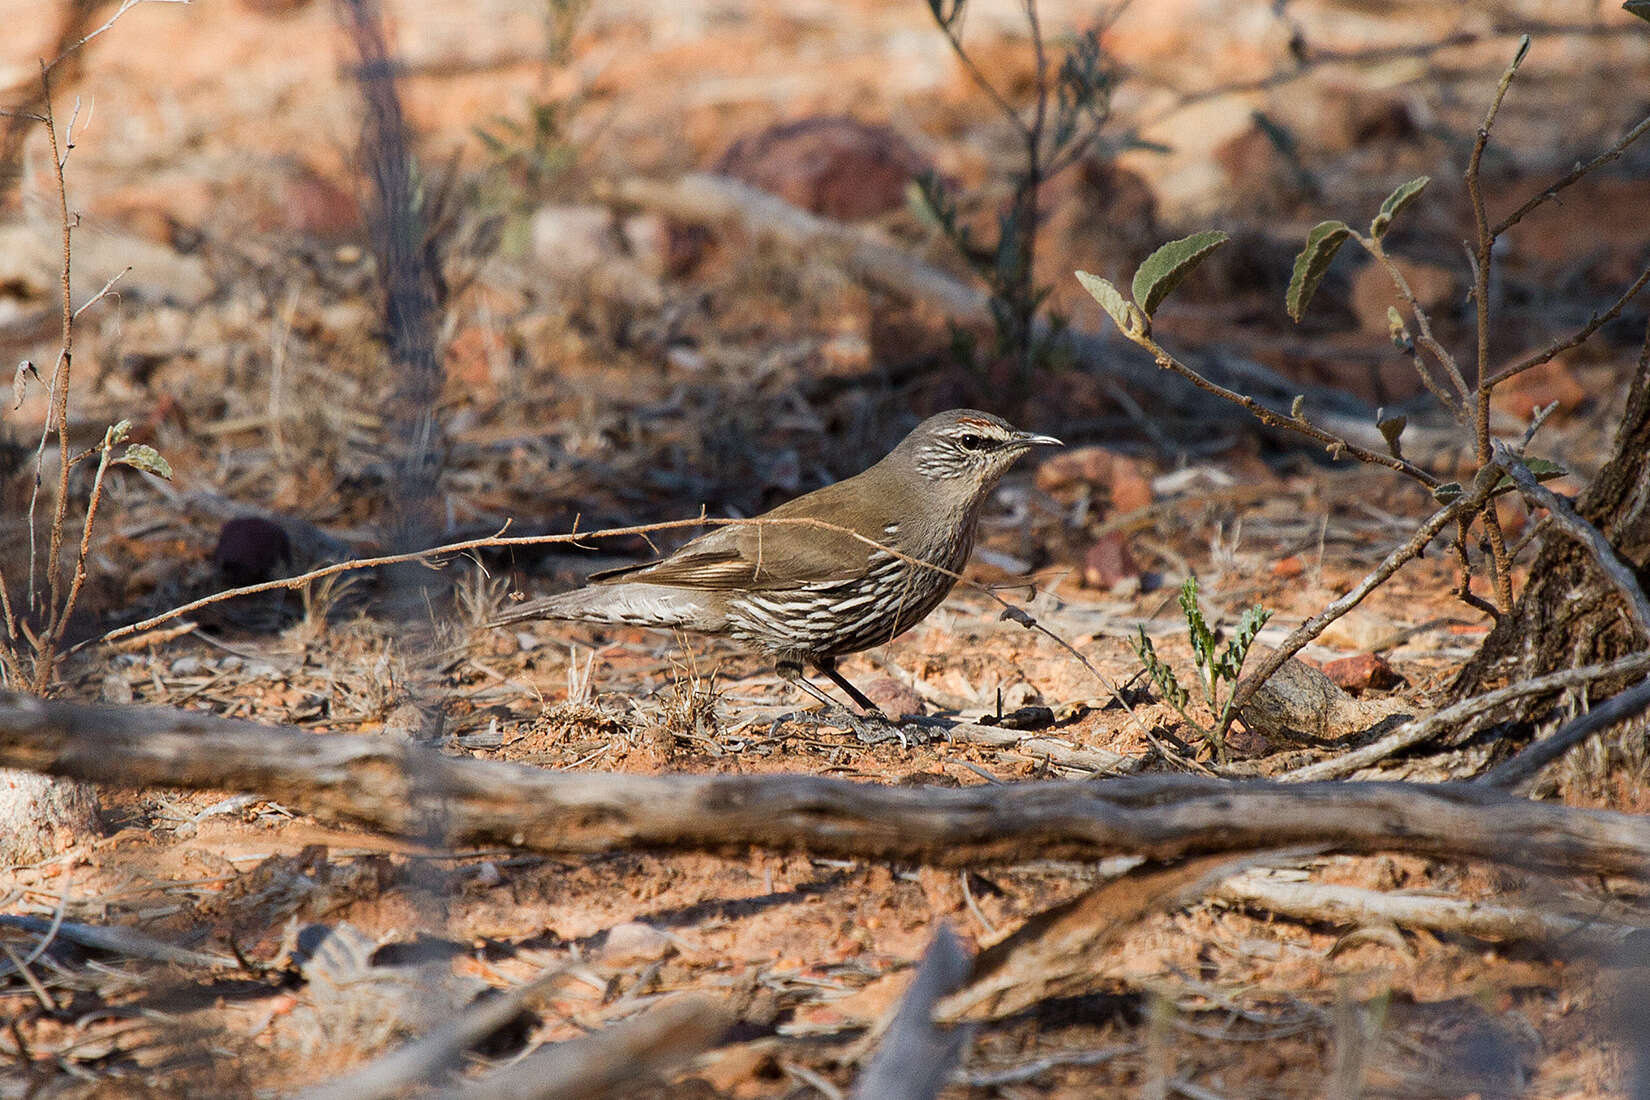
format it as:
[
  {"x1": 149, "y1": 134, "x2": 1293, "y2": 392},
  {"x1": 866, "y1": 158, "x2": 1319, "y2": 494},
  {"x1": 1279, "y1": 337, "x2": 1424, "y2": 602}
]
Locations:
[{"x1": 0, "y1": 0, "x2": 177, "y2": 692}]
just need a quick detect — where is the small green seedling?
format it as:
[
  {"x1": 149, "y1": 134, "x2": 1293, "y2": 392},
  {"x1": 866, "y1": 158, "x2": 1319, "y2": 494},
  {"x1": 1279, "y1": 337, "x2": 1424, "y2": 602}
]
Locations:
[{"x1": 1130, "y1": 576, "x2": 1270, "y2": 762}]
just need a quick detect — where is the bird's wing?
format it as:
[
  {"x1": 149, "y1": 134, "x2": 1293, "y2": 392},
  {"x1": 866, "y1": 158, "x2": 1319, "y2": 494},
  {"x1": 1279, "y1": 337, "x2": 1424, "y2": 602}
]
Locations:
[{"x1": 589, "y1": 513, "x2": 876, "y2": 591}]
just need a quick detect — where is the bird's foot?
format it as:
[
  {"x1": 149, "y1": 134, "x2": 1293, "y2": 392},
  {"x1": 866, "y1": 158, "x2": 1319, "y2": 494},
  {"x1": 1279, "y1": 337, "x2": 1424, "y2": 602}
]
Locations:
[{"x1": 771, "y1": 706, "x2": 928, "y2": 747}]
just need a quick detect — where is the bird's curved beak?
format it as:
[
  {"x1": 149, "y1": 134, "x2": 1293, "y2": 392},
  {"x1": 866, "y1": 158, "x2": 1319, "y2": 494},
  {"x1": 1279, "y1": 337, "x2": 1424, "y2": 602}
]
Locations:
[{"x1": 1010, "y1": 431, "x2": 1063, "y2": 448}]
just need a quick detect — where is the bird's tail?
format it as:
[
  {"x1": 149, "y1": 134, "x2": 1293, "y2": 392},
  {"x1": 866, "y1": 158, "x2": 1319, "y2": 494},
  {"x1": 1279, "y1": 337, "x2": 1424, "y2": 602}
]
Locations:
[{"x1": 491, "y1": 583, "x2": 722, "y2": 632}]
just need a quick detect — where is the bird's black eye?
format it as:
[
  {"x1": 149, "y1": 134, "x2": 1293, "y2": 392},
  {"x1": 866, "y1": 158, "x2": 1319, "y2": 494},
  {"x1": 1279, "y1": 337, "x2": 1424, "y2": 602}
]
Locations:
[{"x1": 957, "y1": 433, "x2": 987, "y2": 451}]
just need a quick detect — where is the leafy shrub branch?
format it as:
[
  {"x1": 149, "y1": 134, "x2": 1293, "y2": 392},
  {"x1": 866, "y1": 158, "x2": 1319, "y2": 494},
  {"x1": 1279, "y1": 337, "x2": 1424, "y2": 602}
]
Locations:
[{"x1": 1080, "y1": 29, "x2": 1650, "y2": 747}]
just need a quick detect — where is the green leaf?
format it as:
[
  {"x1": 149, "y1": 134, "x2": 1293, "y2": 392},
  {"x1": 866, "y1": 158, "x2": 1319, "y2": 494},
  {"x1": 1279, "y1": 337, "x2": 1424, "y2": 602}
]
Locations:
[
  {"x1": 1628, "y1": 0, "x2": 1650, "y2": 25},
  {"x1": 1215, "y1": 604, "x2": 1271, "y2": 682},
  {"x1": 1075, "y1": 270, "x2": 1147, "y2": 339},
  {"x1": 1285, "y1": 220, "x2": 1352, "y2": 322},
  {"x1": 1131, "y1": 627, "x2": 1188, "y2": 712},
  {"x1": 1525, "y1": 457, "x2": 1567, "y2": 480},
  {"x1": 1432, "y1": 481, "x2": 1463, "y2": 504},
  {"x1": 116, "y1": 443, "x2": 172, "y2": 480},
  {"x1": 1178, "y1": 577, "x2": 1216, "y2": 673},
  {"x1": 1131, "y1": 231, "x2": 1228, "y2": 318},
  {"x1": 103, "y1": 419, "x2": 133, "y2": 449},
  {"x1": 1370, "y1": 176, "x2": 1429, "y2": 238}
]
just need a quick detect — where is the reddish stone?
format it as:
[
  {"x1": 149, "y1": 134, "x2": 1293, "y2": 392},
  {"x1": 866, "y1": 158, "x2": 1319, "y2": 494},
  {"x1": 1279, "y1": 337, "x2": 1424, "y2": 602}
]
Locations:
[
  {"x1": 1082, "y1": 532, "x2": 1141, "y2": 591},
  {"x1": 860, "y1": 677, "x2": 923, "y2": 719},
  {"x1": 1034, "y1": 446, "x2": 1152, "y2": 514},
  {"x1": 1321, "y1": 653, "x2": 1397, "y2": 692},
  {"x1": 1271, "y1": 555, "x2": 1305, "y2": 579},
  {"x1": 1490, "y1": 357, "x2": 1588, "y2": 422},
  {"x1": 715, "y1": 116, "x2": 931, "y2": 221}
]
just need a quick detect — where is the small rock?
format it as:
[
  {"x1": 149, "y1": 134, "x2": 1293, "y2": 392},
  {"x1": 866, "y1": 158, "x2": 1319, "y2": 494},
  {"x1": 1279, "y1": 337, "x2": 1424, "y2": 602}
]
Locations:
[
  {"x1": 1083, "y1": 531, "x2": 1141, "y2": 591},
  {"x1": 169, "y1": 656, "x2": 204, "y2": 676},
  {"x1": 213, "y1": 516, "x2": 293, "y2": 586},
  {"x1": 1350, "y1": 257, "x2": 1456, "y2": 334},
  {"x1": 1490, "y1": 357, "x2": 1588, "y2": 422},
  {"x1": 1322, "y1": 653, "x2": 1398, "y2": 693},
  {"x1": 1271, "y1": 555, "x2": 1305, "y2": 579},
  {"x1": 715, "y1": 116, "x2": 931, "y2": 221},
  {"x1": 382, "y1": 702, "x2": 442, "y2": 742},
  {"x1": 997, "y1": 680, "x2": 1043, "y2": 711},
  {"x1": 1111, "y1": 459, "x2": 1153, "y2": 514},
  {"x1": 600, "y1": 921, "x2": 675, "y2": 967},
  {"x1": 1239, "y1": 654, "x2": 1409, "y2": 742},
  {"x1": 1035, "y1": 446, "x2": 1152, "y2": 513},
  {"x1": 862, "y1": 677, "x2": 923, "y2": 719}
]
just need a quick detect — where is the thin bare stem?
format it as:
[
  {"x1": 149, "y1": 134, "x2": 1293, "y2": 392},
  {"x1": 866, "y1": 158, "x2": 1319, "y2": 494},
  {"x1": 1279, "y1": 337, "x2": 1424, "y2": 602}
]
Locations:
[
  {"x1": 1465, "y1": 37, "x2": 1528, "y2": 610},
  {"x1": 1136, "y1": 335, "x2": 1440, "y2": 488},
  {"x1": 39, "y1": 78, "x2": 75, "y2": 633},
  {"x1": 43, "y1": 440, "x2": 115, "y2": 662},
  {"x1": 1362, "y1": 233, "x2": 1470, "y2": 414},
  {"x1": 1482, "y1": 262, "x2": 1650, "y2": 391},
  {"x1": 1450, "y1": 517, "x2": 1500, "y2": 620},
  {"x1": 1490, "y1": 111, "x2": 1650, "y2": 238},
  {"x1": 1496, "y1": 443, "x2": 1650, "y2": 637}
]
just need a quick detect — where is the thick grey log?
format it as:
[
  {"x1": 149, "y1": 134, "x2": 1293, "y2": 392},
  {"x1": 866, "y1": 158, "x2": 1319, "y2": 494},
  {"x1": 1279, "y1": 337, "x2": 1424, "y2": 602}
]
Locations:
[{"x1": 0, "y1": 693, "x2": 1647, "y2": 878}]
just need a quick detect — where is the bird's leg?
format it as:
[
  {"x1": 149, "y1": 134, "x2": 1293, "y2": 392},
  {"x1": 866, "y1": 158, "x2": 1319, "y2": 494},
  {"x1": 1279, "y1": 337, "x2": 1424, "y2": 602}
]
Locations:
[
  {"x1": 774, "y1": 660, "x2": 911, "y2": 746},
  {"x1": 814, "y1": 657, "x2": 883, "y2": 714},
  {"x1": 776, "y1": 660, "x2": 845, "y2": 710}
]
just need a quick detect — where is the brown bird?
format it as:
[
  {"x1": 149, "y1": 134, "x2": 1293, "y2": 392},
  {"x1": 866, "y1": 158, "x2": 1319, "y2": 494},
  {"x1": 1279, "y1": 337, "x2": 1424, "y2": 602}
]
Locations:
[{"x1": 495, "y1": 410, "x2": 1060, "y2": 733}]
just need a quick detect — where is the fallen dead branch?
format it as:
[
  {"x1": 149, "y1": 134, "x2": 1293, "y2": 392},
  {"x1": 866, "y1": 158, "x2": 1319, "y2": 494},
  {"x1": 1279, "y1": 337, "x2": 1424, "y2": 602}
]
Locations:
[
  {"x1": 1214, "y1": 868, "x2": 1643, "y2": 948},
  {"x1": 2, "y1": 694, "x2": 1650, "y2": 878},
  {"x1": 297, "y1": 964, "x2": 572, "y2": 1100},
  {"x1": 1282, "y1": 651, "x2": 1650, "y2": 782},
  {"x1": 432, "y1": 994, "x2": 730, "y2": 1100},
  {"x1": 1478, "y1": 674, "x2": 1650, "y2": 790},
  {"x1": 851, "y1": 926, "x2": 973, "y2": 1100}
]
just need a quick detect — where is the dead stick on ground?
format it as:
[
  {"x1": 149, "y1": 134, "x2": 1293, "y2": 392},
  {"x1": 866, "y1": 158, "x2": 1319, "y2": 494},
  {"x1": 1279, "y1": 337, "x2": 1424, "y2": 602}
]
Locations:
[
  {"x1": 297, "y1": 965, "x2": 573, "y2": 1100},
  {"x1": 1477, "y1": 674, "x2": 1650, "y2": 791},
  {"x1": 3, "y1": 693, "x2": 1650, "y2": 878},
  {"x1": 1280, "y1": 651, "x2": 1650, "y2": 782},
  {"x1": 1214, "y1": 869, "x2": 1640, "y2": 948},
  {"x1": 431, "y1": 994, "x2": 730, "y2": 1100}
]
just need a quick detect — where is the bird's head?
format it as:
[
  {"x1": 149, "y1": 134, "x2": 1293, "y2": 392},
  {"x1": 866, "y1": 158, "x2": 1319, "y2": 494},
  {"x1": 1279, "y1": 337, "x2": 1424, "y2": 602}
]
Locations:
[{"x1": 896, "y1": 409, "x2": 1062, "y2": 494}]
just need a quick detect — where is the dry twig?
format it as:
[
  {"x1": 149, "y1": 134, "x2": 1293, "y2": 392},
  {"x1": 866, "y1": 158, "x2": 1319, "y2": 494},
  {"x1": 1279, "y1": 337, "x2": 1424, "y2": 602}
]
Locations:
[
  {"x1": 1280, "y1": 651, "x2": 1650, "y2": 782},
  {"x1": 1215, "y1": 868, "x2": 1642, "y2": 948},
  {"x1": 430, "y1": 994, "x2": 729, "y2": 1100}
]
